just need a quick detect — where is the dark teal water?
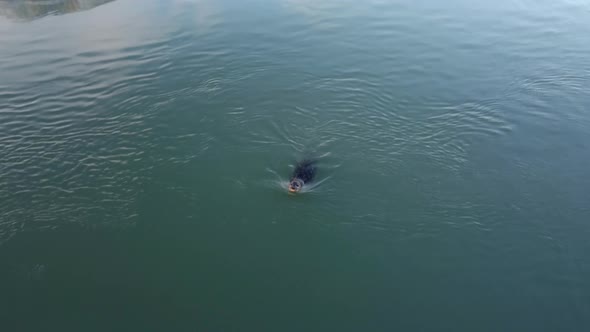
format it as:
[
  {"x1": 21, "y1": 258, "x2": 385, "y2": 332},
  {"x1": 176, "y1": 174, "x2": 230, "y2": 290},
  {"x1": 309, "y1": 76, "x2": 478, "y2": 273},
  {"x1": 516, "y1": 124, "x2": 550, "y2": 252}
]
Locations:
[{"x1": 1, "y1": 0, "x2": 589, "y2": 331}]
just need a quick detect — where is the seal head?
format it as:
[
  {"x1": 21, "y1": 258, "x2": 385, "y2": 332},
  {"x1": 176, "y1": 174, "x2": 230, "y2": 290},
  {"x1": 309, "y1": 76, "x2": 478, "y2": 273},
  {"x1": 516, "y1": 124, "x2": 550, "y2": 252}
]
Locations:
[{"x1": 288, "y1": 178, "x2": 304, "y2": 193}]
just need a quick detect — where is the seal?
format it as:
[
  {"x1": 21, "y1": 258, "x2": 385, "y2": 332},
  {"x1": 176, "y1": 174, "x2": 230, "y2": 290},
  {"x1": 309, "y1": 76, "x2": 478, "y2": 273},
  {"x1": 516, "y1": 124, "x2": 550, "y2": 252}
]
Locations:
[{"x1": 288, "y1": 159, "x2": 316, "y2": 193}]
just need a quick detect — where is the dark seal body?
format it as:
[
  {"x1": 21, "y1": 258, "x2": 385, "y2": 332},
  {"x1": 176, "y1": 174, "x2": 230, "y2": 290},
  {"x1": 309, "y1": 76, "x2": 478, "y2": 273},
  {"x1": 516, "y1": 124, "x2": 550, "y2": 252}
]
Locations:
[
  {"x1": 293, "y1": 159, "x2": 316, "y2": 183},
  {"x1": 288, "y1": 159, "x2": 316, "y2": 193}
]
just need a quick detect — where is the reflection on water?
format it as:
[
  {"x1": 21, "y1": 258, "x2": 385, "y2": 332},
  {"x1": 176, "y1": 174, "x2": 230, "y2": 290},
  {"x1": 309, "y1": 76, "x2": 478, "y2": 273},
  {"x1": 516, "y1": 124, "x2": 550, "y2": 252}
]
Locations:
[{"x1": 0, "y1": 0, "x2": 114, "y2": 20}]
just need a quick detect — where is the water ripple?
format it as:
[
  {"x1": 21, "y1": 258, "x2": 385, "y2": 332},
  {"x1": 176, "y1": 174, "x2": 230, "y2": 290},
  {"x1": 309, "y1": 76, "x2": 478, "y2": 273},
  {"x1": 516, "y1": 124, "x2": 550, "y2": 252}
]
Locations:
[{"x1": 0, "y1": 10, "x2": 223, "y2": 243}]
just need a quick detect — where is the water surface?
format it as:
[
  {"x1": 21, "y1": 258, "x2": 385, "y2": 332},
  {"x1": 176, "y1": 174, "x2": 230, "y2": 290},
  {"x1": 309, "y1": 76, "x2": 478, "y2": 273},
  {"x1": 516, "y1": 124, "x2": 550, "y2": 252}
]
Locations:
[{"x1": 1, "y1": 0, "x2": 589, "y2": 331}]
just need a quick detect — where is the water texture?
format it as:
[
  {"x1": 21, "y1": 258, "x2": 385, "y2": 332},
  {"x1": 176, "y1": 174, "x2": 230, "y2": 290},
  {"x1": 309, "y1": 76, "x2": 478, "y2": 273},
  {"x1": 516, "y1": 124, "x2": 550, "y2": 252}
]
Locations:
[{"x1": 1, "y1": 0, "x2": 589, "y2": 331}]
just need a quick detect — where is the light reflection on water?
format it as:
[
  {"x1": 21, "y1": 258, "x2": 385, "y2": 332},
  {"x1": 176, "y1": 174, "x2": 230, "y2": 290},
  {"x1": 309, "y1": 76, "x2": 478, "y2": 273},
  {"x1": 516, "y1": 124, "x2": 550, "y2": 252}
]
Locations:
[{"x1": 0, "y1": 0, "x2": 115, "y2": 21}]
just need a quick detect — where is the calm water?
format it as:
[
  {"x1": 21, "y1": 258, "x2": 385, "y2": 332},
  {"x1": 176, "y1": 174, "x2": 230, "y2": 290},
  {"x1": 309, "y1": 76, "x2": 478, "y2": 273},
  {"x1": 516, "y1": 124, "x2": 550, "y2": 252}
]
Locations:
[{"x1": 1, "y1": 0, "x2": 589, "y2": 331}]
